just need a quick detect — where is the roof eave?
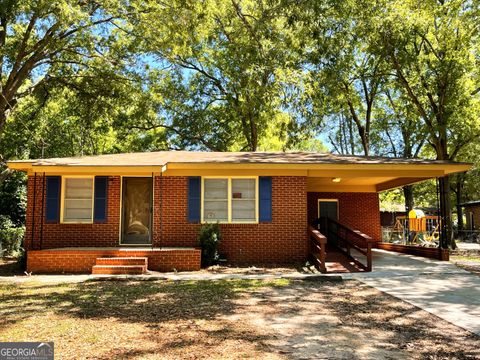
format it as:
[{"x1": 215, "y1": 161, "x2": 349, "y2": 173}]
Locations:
[{"x1": 6, "y1": 160, "x2": 472, "y2": 178}]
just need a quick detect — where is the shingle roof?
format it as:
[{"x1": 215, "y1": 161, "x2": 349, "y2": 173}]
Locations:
[
  {"x1": 458, "y1": 200, "x2": 480, "y2": 207},
  {"x1": 10, "y1": 151, "x2": 470, "y2": 167}
]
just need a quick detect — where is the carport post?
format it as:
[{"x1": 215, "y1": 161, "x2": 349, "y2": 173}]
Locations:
[{"x1": 437, "y1": 177, "x2": 449, "y2": 249}]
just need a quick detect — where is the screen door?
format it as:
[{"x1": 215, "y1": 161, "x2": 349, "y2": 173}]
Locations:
[{"x1": 121, "y1": 177, "x2": 152, "y2": 244}]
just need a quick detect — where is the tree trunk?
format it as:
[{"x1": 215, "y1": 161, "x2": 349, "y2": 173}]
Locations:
[
  {"x1": 438, "y1": 175, "x2": 454, "y2": 249},
  {"x1": 456, "y1": 174, "x2": 464, "y2": 240},
  {"x1": 435, "y1": 128, "x2": 455, "y2": 249},
  {"x1": 250, "y1": 119, "x2": 257, "y2": 151},
  {"x1": 403, "y1": 185, "x2": 414, "y2": 212},
  {"x1": 348, "y1": 117, "x2": 355, "y2": 155},
  {"x1": 0, "y1": 103, "x2": 8, "y2": 137},
  {"x1": 456, "y1": 181, "x2": 463, "y2": 228}
]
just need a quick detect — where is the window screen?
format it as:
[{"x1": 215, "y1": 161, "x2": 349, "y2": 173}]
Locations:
[
  {"x1": 63, "y1": 178, "x2": 93, "y2": 222},
  {"x1": 232, "y1": 179, "x2": 256, "y2": 221},
  {"x1": 203, "y1": 179, "x2": 228, "y2": 221}
]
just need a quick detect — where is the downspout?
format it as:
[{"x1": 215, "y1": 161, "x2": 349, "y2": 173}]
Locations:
[
  {"x1": 151, "y1": 172, "x2": 154, "y2": 250},
  {"x1": 39, "y1": 173, "x2": 45, "y2": 250},
  {"x1": 159, "y1": 169, "x2": 164, "y2": 249},
  {"x1": 30, "y1": 173, "x2": 37, "y2": 250}
]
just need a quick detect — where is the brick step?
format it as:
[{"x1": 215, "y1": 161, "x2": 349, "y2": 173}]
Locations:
[
  {"x1": 95, "y1": 257, "x2": 148, "y2": 266},
  {"x1": 92, "y1": 265, "x2": 147, "y2": 275}
]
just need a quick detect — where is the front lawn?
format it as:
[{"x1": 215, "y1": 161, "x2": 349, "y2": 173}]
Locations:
[{"x1": 0, "y1": 278, "x2": 479, "y2": 359}]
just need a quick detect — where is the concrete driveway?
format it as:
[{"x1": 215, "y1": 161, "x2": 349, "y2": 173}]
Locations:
[{"x1": 344, "y1": 249, "x2": 480, "y2": 336}]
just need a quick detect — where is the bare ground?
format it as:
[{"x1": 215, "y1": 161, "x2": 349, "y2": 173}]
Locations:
[
  {"x1": 451, "y1": 255, "x2": 480, "y2": 277},
  {"x1": 0, "y1": 278, "x2": 479, "y2": 359},
  {"x1": 0, "y1": 258, "x2": 23, "y2": 276}
]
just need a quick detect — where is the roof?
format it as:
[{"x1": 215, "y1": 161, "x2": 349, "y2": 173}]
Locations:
[
  {"x1": 379, "y1": 205, "x2": 439, "y2": 213},
  {"x1": 7, "y1": 151, "x2": 472, "y2": 193},
  {"x1": 6, "y1": 150, "x2": 472, "y2": 167},
  {"x1": 458, "y1": 200, "x2": 480, "y2": 207}
]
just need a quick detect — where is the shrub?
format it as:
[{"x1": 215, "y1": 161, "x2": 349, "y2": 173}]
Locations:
[
  {"x1": 0, "y1": 215, "x2": 25, "y2": 258},
  {"x1": 198, "y1": 223, "x2": 221, "y2": 267}
]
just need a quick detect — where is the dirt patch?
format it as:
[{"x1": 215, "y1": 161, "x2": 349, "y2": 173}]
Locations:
[
  {"x1": 204, "y1": 263, "x2": 316, "y2": 275},
  {"x1": 0, "y1": 279, "x2": 478, "y2": 359},
  {"x1": 451, "y1": 255, "x2": 480, "y2": 277}
]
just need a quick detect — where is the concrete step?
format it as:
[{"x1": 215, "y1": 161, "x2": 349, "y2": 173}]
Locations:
[
  {"x1": 92, "y1": 265, "x2": 147, "y2": 275},
  {"x1": 95, "y1": 257, "x2": 148, "y2": 266}
]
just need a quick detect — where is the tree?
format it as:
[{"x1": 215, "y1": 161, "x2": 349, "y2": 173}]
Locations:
[
  {"x1": 131, "y1": 0, "x2": 304, "y2": 151},
  {"x1": 373, "y1": 85, "x2": 428, "y2": 211},
  {"x1": 368, "y1": 0, "x2": 480, "y2": 247},
  {"x1": 450, "y1": 141, "x2": 480, "y2": 232},
  {"x1": 0, "y1": 0, "x2": 145, "y2": 147}
]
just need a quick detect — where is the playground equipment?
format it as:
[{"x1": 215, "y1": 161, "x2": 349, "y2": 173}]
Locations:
[{"x1": 385, "y1": 209, "x2": 440, "y2": 247}]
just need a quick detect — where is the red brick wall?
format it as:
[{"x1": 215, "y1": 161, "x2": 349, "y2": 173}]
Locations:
[
  {"x1": 465, "y1": 204, "x2": 480, "y2": 230},
  {"x1": 25, "y1": 175, "x2": 121, "y2": 250},
  {"x1": 307, "y1": 192, "x2": 381, "y2": 241},
  {"x1": 27, "y1": 248, "x2": 201, "y2": 273},
  {"x1": 26, "y1": 175, "x2": 308, "y2": 264},
  {"x1": 155, "y1": 176, "x2": 308, "y2": 263}
]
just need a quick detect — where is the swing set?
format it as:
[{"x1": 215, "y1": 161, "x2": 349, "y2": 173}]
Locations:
[{"x1": 387, "y1": 210, "x2": 441, "y2": 247}]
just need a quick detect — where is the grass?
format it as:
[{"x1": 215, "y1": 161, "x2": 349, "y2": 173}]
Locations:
[
  {"x1": 0, "y1": 278, "x2": 479, "y2": 359},
  {"x1": 450, "y1": 255, "x2": 480, "y2": 263},
  {"x1": 450, "y1": 254, "x2": 480, "y2": 276}
]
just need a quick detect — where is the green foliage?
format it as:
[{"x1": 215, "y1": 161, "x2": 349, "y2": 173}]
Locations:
[
  {"x1": 130, "y1": 0, "x2": 306, "y2": 151},
  {"x1": 379, "y1": 189, "x2": 405, "y2": 212},
  {"x1": 198, "y1": 223, "x2": 222, "y2": 267},
  {"x1": 0, "y1": 215, "x2": 25, "y2": 258},
  {"x1": 1, "y1": 0, "x2": 480, "y2": 235},
  {"x1": 0, "y1": 168, "x2": 26, "y2": 226}
]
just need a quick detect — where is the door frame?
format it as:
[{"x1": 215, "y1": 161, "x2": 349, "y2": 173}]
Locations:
[
  {"x1": 119, "y1": 176, "x2": 154, "y2": 246},
  {"x1": 317, "y1": 199, "x2": 339, "y2": 220}
]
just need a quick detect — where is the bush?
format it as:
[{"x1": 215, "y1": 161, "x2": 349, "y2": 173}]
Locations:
[
  {"x1": 198, "y1": 223, "x2": 221, "y2": 267},
  {"x1": 0, "y1": 169, "x2": 27, "y2": 226},
  {"x1": 0, "y1": 215, "x2": 25, "y2": 258}
]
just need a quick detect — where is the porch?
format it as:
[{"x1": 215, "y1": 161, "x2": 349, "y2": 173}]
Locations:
[
  {"x1": 309, "y1": 217, "x2": 378, "y2": 273},
  {"x1": 27, "y1": 247, "x2": 201, "y2": 274}
]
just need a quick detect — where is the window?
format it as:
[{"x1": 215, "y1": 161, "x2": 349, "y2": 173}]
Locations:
[
  {"x1": 202, "y1": 177, "x2": 257, "y2": 223},
  {"x1": 203, "y1": 179, "x2": 228, "y2": 221},
  {"x1": 232, "y1": 179, "x2": 256, "y2": 221},
  {"x1": 62, "y1": 177, "x2": 94, "y2": 223}
]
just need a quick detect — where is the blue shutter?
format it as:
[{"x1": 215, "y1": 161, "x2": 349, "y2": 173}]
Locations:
[
  {"x1": 94, "y1": 176, "x2": 108, "y2": 223},
  {"x1": 188, "y1": 177, "x2": 201, "y2": 223},
  {"x1": 45, "y1": 176, "x2": 61, "y2": 223},
  {"x1": 259, "y1": 176, "x2": 272, "y2": 222}
]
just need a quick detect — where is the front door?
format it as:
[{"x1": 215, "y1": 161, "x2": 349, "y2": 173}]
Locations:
[
  {"x1": 318, "y1": 200, "x2": 338, "y2": 220},
  {"x1": 121, "y1": 177, "x2": 152, "y2": 244}
]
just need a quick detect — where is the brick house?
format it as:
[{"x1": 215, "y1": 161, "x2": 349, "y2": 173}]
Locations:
[
  {"x1": 7, "y1": 151, "x2": 470, "y2": 274},
  {"x1": 459, "y1": 200, "x2": 480, "y2": 231}
]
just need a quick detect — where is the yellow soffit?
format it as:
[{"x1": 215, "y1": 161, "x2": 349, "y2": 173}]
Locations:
[{"x1": 164, "y1": 162, "x2": 471, "y2": 172}]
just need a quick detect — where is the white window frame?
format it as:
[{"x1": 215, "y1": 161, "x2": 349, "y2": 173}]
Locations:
[
  {"x1": 201, "y1": 176, "x2": 259, "y2": 224},
  {"x1": 60, "y1": 175, "x2": 95, "y2": 224}
]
